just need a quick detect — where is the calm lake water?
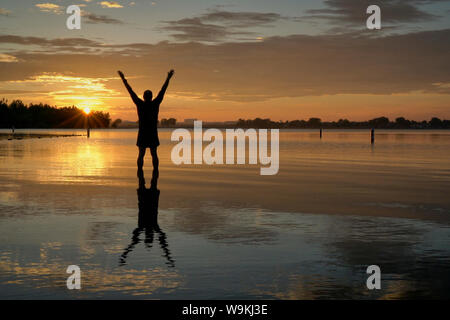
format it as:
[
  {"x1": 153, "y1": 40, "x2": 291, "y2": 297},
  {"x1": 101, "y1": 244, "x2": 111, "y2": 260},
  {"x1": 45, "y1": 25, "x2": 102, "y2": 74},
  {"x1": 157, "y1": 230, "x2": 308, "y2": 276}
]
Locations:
[{"x1": 0, "y1": 129, "x2": 449, "y2": 299}]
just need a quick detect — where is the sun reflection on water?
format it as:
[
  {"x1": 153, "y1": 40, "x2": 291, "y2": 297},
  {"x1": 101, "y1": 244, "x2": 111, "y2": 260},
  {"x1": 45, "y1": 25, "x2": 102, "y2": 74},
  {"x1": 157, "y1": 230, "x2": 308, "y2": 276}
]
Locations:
[{"x1": 31, "y1": 141, "x2": 109, "y2": 184}]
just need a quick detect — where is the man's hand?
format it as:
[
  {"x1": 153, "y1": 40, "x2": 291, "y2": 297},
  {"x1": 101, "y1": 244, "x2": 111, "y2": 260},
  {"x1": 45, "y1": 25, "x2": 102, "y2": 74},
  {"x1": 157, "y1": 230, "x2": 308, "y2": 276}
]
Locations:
[
  {"x1": 168, "y1": 69, "x2": 175, "y2": 79},
  {"x1": 118, "y1": 71, "x2": 125, "y2": 80}
]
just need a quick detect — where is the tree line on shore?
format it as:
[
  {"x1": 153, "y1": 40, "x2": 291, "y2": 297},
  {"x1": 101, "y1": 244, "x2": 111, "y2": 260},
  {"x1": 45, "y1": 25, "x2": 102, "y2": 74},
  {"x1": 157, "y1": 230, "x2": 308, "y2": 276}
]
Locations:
[
  {"x1": 0, "y1": 99, "x2": 111, "y2": 129},
  {"x1": 111, "y1": 116, "x2": 450, "y2": 129},
  {"x1": 1, "y1": 99, "x2": 448, "y2": 129},
  {"x1": 236, "y1": 117, "x2": 450, "y2": 129}
]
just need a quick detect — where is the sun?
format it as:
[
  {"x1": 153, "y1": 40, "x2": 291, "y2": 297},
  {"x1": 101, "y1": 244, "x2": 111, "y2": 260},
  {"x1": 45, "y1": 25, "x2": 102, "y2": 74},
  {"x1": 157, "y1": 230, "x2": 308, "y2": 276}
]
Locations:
[{"x1": 83, "y1": 107, "x2": 91, "y2": 115}]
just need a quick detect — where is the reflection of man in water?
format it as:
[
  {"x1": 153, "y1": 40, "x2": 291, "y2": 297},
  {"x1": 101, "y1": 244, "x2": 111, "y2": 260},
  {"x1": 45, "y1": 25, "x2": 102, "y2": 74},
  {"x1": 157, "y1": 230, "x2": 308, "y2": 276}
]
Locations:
[
  {"x1": 118, "y1": 69, "x2": 174, "y2": 186},
  {"x1": 119, "y1": 169, "x2": 175, "y2": 268}
]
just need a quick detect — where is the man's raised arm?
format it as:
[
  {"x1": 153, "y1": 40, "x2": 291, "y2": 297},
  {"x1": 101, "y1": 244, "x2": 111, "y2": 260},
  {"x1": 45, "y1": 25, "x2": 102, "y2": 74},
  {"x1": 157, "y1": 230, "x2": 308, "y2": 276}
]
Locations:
[
  {"x1": 155, "y1": 70, "x2": 174, "y2": 104},
  {"x1": 118, "y1": 71, "x2": 141, "y2": 105}
]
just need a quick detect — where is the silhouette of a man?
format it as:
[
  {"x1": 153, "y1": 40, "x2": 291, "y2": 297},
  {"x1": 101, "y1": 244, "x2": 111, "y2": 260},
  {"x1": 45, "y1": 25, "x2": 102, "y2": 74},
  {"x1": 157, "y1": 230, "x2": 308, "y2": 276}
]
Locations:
[{"x1": 118, "y1": 70, "x2": 174, "y2": 185}]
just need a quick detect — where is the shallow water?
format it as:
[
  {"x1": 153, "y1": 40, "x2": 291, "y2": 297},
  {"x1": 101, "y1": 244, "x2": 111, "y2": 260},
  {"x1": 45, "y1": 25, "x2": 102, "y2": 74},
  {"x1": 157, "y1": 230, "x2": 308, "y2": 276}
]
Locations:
[{"x1": 0, "y1": 129, "x2": 449, "y2": 299}]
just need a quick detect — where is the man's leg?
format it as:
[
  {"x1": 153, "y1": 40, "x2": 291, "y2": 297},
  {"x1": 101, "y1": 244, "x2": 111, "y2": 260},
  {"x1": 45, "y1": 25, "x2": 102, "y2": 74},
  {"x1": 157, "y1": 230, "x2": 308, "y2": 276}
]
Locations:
[
  {"x1": 138, "y1": 147, "x2": 146, "y2": 171},
  {"x1": 137, "y1": 147, "x2": 146, "y2": 187},
  {"x1": 150, "y1": 147, "x2": 159, "y2": 170},
  {"x1": 150, "y1": 147, "x2": 159, "y2": 184}
]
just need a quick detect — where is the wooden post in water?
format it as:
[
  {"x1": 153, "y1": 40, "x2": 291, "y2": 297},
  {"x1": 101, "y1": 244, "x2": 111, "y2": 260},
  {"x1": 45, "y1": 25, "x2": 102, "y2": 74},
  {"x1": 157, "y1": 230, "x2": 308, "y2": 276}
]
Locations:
[
  {"x1": 371, "y1": 128, "x2": 375, "y2": 144},
  {"x1": 86, "y1": 112, "x2": 90, "y2": 138},
  {"x1": 86, "y1": 117, "x2": 90, "y2": 139},
  {"x1": 320, "y1": 128, "x2": 323, "y2": 139},
  {"x1": 84, "y1": 108, "x2": 91, "y2": 138}
]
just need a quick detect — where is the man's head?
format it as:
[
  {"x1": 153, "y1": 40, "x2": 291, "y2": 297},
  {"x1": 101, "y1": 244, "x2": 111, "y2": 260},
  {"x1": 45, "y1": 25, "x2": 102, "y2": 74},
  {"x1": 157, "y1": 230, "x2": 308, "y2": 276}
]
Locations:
[{"x1": 143, "y1": 90, "x2": 153, "y2": 102}]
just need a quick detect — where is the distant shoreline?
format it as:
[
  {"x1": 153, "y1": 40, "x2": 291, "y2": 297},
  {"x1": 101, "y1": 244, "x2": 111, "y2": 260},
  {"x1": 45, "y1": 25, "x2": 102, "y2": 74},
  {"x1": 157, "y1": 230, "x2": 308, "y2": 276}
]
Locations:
[
  {"x1": 2, "y1": 100, "x2": 449, "y2": 130},
  {"x1": 3, "y1": 126, "x2": 448, "y2": 130},
  {"x1": 112, "y1": 118, "x2": 450, "y2": 130},
  {"x1": 0, "y1": 133, "x2": 84, "y2": 141}
]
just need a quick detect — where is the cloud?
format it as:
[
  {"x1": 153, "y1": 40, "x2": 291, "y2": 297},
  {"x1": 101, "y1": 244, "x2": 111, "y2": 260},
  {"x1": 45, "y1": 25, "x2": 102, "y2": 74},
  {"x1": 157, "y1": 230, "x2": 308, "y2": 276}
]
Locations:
[
  {"x1": 0, "y1": 54, "x2": 18, "y2": 63},
  {"x1": 0, "y1": 35, "x2": 101, "y2": 48},
  {"x1": 304, "y1": 0, "x2": 447, "y2": 26},
  {"x1": 200, "y1": 10, "x2": 283, "y2": 27},
  {"x1": 83, "y1": 12, "x2": 125, "y2": 24},
  {"x1": 0, "y1": 29, "x2": 449, "y2": 102},
  {"x1": 99, "y1": 1, "x2": 124, "y2": 8},
  {"x1": 162, "y1": 10, "x2": 287, "y2": 42},
  {"x1": 0, "y1": 74, "x2": 121, "y2": 109},
  {"x1": 161, "y1": 18, "x2": 252, "y2": 42},
  {"x1": 35, "y1": 3, "x2": 63, "y2": 14},
  {"x1": 0, "y1": 8, "x2": 11, "y2": 16}
]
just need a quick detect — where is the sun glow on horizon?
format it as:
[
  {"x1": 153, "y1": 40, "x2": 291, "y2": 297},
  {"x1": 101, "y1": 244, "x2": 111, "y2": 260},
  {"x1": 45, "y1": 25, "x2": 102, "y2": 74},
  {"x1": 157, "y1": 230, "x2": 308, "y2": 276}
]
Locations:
[
  {"x1": 84, "y1": 107, "x2": 91, "y2": 115},
  {"x1": 1, "y1": 73, "x2": 118, "y2": 115}
]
